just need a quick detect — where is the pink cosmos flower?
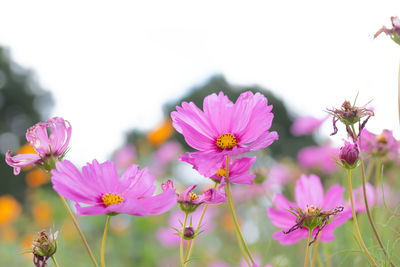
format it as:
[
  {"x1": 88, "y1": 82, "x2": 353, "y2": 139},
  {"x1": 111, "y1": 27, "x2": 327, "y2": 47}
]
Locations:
[
  {"x1": 6, "y1": 117, "x2": 71, "y2": 175},
  {"x1": 374, "y1": 16, "x2": 400, "y2": 45},
  {"x1": 112, "y1": 145, "x2": 137, "y2": 170},
  {"x1": 171, "y1": 91, "x2": 278, "y2": 177},
  {"x1": 297, "y1": 144, "x2": 339, "y2": 174},
  {"x1": 161, "y1": 180, "x2": 227, "y2": 213},
  {"x1": 359, "y1": 129, "x2": 400, "y2": 159},
  {"x1": 181, "y1": 155, "x2": 256, "y2": 185},
  {"x1": 267, "y1": 174, "x2": 350, "y2": 245},
  {"x1": 157, "y1": 207, "x2": 216, "y2": 247},
  {"x1": 290, "y1": 115, "x2": 327, "y2": 136},
  {"x1": 51, "y1": 160, "x2": 177, "y2": 217}
]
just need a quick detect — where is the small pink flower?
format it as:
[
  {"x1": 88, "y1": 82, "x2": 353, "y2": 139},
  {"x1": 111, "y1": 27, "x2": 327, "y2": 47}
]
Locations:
[
  {"x1": 112, "y1": 145, "x2": 137, "y2": 170},
  {"x1": 297, "y1": 144, "x2": 339, "y2": 174},
  {"x1": 290, "y1": 116, "x2": 327, "y2": 136},
  {"x1": 267, "y1": 174, "x2": 351, "y2": 245},
  {"x1": 6, "y1": 117, "x2": 71, "y2": 175},
  {"x1": 162, "y1": 180, "x2": 227, "y2": 213},
  {"x1": 374, "y1": 16, "x2": 400, "y2": 45},
  {"x1": 51, "y1": 160, "x2": 177, "y2": 217},
  {"x1": 359, "y1": 129, "x2": 400, "y2": 159},
  {"x1": 181, "y1": 155, "x2": 256, "y2": 185},
  {"x1": 172, "y1": 91, "x2": 278, "y2": 177}
]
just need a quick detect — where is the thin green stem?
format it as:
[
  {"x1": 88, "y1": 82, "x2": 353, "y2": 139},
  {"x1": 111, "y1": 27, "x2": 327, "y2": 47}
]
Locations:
[
  {"x1": 101, "y1": 216, "x2": 111, "y2": 267},
  {"x1": 51, "y1": 255, "x2": 59, "y2": 267},
  {"x1": 184, "y1": 204, "x2": 207, "y2": 267},
  {"x1": 180, "y1": 212, "x2": 189, "y2": 267},
  {"x1": 347, "y1": 170, "x2": 377, "y2": 266},
  {"x1": 311, "y1": 232, "x2": 321, "y2": 267},
  {"x1": 225, "y1": 155, "x2": 254, "y2": 266},
  {"x1": 304, "y1": 229, "x2": 312, "y2": 267},
  {"x1": 58, "y1": 195, "x2": 98, "y2": 267},
  {"x1": 351, "y1": 124, "x2": 393, "y2": 266}
]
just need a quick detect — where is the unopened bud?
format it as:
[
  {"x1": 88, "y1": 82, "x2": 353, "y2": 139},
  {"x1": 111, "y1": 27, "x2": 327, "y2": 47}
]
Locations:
[
  {"x1": 183, "y1": 226, "x2": 195, "y2": 239},
  {"x1": 339, "y1": 141, "x2": 359, "y2": 169}
]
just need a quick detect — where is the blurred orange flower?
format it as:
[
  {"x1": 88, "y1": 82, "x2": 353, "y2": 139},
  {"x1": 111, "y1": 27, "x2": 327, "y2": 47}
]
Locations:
[
  {"x1": 0, "y1": 195, "x2": 21, "y2": 226},
  {"x1": 17, "y1": 143, "x2": 37, "y2": 172},
  {"x1": 26, "y1": 168, "x2": 50, "y2": 188},
  {"x1": 147, "y1": 119, "x2": 174, "y2": 146},
  {"x1": 20, "y1": 233, "x2": 35, "y2": 260},
  {"x1": 33, "y1": 201, "x2": 52, "y2": 228}
]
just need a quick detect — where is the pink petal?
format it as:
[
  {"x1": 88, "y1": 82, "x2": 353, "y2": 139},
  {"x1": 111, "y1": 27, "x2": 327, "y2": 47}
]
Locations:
[
  {"x1": 203, "y1": 91, "x2": 234, "y2": 134},
  {"x1": 272, "y1": 228, "x2": 308, "y2": 245},
  {"x1": 322, "y1": 184, "x2": 345, "y2": 210},
  {"x1": 295, "y1": 174, "x2": 324, "y2": 209},
  {"x1": 267, "y1": 208, "x2": 296, "y2": 228},
  {"x1": 5, "y1": 149, "x2": 41, "y2": 175}
]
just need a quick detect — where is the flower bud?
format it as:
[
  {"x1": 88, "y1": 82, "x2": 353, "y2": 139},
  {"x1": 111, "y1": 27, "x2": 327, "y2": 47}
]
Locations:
[
  {"x1": 339, "y1": 141, "x2": 359, "y2": 169},
  {"x1": 183, "y1": 226, "x2": 195, "y2": 239},
  {"x1": 32, "y1": 229, "x2": 58, "y2": 267}
]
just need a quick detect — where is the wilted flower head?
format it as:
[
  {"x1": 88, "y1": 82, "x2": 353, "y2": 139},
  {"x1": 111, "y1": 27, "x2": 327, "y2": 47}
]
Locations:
[
  {"x1": 181, "y1": 155, "x2": 257, "y2": 185},
  {"x1": 338, "y1": 141, "x2": 360, "y2": 169},
  {"x1": 32, "y1": 229, "x2": 58, "y2": 267},
  {"x1": 327, "y1": 100, "x2": 373, "y2": 139},
  {"x1": 162, "y1": 180, "x2": 227, "y2": 213},
  {"x1": 267, "y1": 174, "x2": 350, "y2": 245},
  {"x1": 359, "y1": 129, "x2": 400, "y2": 159},
  {"x1": 51, "y1": 160, "x2": 177, "y2": 217},
  {"x1": 374, "y1": 16, "x2": 400, "y2": 45},
  {"x1": 172, "y1": 91, "x2": 278, "y2": 177},
  {"x1": 6, "y1": 117, "x2": 71, "y2": 175}
]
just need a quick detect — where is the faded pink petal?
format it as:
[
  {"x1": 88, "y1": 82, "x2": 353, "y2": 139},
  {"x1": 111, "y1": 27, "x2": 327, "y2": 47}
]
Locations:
[
  {"x1": 290, "y1": 116, "x2": 327, "y2": 136},
  {"x1": 295, "y1": 174, "x2": 324, "y2": 209},
  {"x1": 5, "y1": 149, "x2": 41, "y2": 175},
  {"x1": 297, "y1": 144, "x2": 339, "y2": 174}
]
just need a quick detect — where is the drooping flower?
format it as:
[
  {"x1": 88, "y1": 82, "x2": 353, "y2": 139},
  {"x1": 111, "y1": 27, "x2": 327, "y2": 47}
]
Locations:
[
  {"x1": 267, "y1": 174, "x2": 350, "y2": 245},
  {"x1": 51, "y1": 160, "x2": 177, "y2": 217},
  {"x1": 297, "y1": 144, "x2": 339, "y2": 174},
  {"x1": 338, "y1": 141, "x2": 359, "y2": 169},
  {"x1": 181, "y1": 155, "x2": 256, "y2": 185},
  {"x1": 359, "y1": 129, "x2": 400, "y2": 159},
  {"x1": 374, "y1": 16, "x2": 400, "y2": 46},
  {"x1": 290, "y1": 115, "x2": 328, "y2": 136},
  {"x1": 171, "y1": 91, "x2": 278, "y2": 177},
  {"x1": 32, "y1": 229, "x2": 58, "y2": 267},
  {"x1": 6, "y1": 117, "x2": 71, "y2": 175},
  {"x1": 162, "y1": 180, "x2": 227, "y2": 213}
]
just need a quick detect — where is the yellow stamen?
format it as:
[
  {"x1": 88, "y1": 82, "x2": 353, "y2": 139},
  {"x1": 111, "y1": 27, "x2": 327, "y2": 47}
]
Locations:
[
  {"x1": 376, "y1": 134, "x2": 388, "y2": 144},
  {"x1": 216, "y1": 133, "x2": 237, "y2": 150},
  {"x1": 306, "y1": 205, "x2": 320, "y2": 216},
  {"x1": 216, "y1": 168, "x2": 226, "y2": 177},
  {"x1": 189, "y1": 192, "x2": 198, "y2": 201},
  {"x1": 102, "y1": 193, "x2": 124, "y2": 207}
]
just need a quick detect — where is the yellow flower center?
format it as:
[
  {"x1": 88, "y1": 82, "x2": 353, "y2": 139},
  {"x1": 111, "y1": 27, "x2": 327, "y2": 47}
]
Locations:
[
  {"x1": 376, "y1": 134, "x2": 388, "y2": 144},
  {"x1": 102, "y1": 193, "x2": 124, "y2": 207},
  {"x1": 305, "y1": 205, "x2": 320, "y2": 216},
  {"x1": 189, "y1": 192, "x2": 198, "y2": 201},
  {"x1": 216, "y1": 133, "x2": 237, "y2": 149},
  {"x1": 216, "y1": 168, "x2": 226, "y2": 177}
]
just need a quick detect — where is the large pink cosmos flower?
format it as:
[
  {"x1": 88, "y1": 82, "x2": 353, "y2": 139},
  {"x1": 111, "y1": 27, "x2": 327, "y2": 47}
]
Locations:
[
  {"x1": 267, "y1": 174, "x2": 350, "y2": 245},
  {"x1": 290, "y1": 115, "x2": 328, "y2": 136},
  {"x1": 6, "y1": 117, "x2": 71, "y2": 175},
  {"x1": 359, "y1": 129, "x2": 400, "y2": 159},
  {"x1": 171, "y1": 91, "x2": 278, "y2": 177},
  {"x1": 51, "y1": 160, "x2": 177, "y2": 217},
  {"x1": 181, "y1": 155, "x2": 256, "y2": 185}
]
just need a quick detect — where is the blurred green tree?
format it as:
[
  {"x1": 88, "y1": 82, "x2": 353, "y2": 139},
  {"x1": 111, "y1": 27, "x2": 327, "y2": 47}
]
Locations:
[{"x1": 0, "y1": 46, "x2": 53, "y2": 200}]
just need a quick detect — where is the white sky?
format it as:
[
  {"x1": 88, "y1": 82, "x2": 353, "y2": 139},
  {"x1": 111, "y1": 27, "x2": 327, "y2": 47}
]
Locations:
[{"x1": 1, "y1": 0, "x2": 400, "y2": 163}]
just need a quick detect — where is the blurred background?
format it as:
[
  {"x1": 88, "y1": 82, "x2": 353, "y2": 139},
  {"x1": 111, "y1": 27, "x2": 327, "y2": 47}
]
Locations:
[{"x1": 1, "y1": 1, "x2": 400, "y2": 266}]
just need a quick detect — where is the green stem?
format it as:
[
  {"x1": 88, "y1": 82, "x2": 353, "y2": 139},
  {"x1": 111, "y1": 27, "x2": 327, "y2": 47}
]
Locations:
[
  {"x1": 351, "y1": 124, "x2": 393, "y2": 266},
  {"x1": 304, "y1": 229, "x2": 312, "y2": 267},
  {"x1": 184, "y1": 204, "x2": 208, "y2": 267},
  {"x1": 58, "y1": 195, "x2": 98, "y2": 267},
  {"x1": 225, "y1": 155, "x2": 254, "y2": 266},
  {"x1": 347, "y1": 170, "x2": 377, "y2": 266},
  {"x1": 51, "y1": 255, "x2": 59, "y2": 267},
  {"x1": 180, "y1": 212, "x2": 189, "y2": 267},
  {"x1": 101, "y1": 216, "x2": 111, "y2": 267},
  {"x1": 311, "y1": 232, "x2": 321, "y2": 267}
]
